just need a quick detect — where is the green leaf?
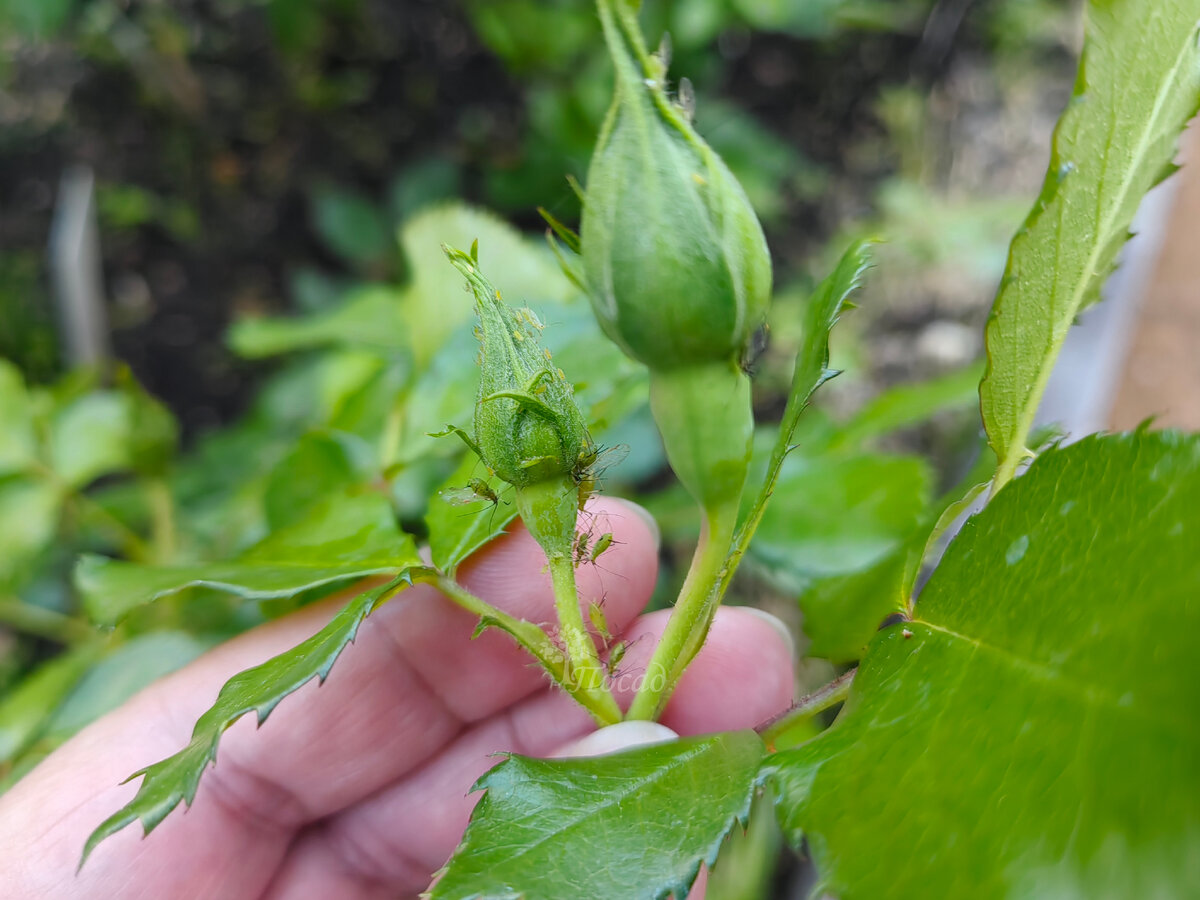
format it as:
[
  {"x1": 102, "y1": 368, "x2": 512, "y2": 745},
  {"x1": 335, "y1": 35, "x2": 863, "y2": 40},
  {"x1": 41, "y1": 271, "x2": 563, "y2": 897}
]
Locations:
[
  {"x1": 398, "y1": 203, "x2": 570, "y2": 366},
  {"x1": 228, "y1": 286, "x2": 409, "y2": 359},
  {"x1": 0, "y1": 478, "x2": 61, "y2": 590},
  {"x1": 309, "y1": 184, "x2": 392, "y2": 269},
  {"x1": 833, "y1": 361, "x2": 984, "y2": 449},
  {"x1": 0, "y1": 0, "x2": 76, "y2": 39},
  {"x1": 0, "y1": 360, "x2": 37, "y2": 477},
  {"x1": 798, "y1": 443, "x2": 997, "y2": 662},
  {"x1": 432, "y1": 731, "x2": 766, "y2": 900},
  {"x1": 751, "y1": 452, "x2": 931, "y2": 587},
  {"x1": 263, "y1": 432, "x2": 360, "y2": 530},
  {"x1": 44, "y1": 633, "x2": 215, "y2": 742},
  {"x1": 0, "y1": 645, "x2": 97, "y2": 765},
  {"x1": 426, "y1": 454, "x2": 518, "y2": 575},
  {"x1": 48, "y1": 391, "x2": 135, "y2": 489},
  {"x1": 77, "y1": 492, "x2": 417, "y2": 624},
  {"x1": 81, "y1": 574, "x2": 415, "y2": 866},
  {"x1": 980, "y1": 0, "x2": 1200, "y2": 489},
  {"x1": 769, "y1": 431, "x2": 1200, "y2": 898},
  {"x1": 116, "y1": 368, "x2": 179, "y2": 478},
  {"x1": 734, "y1": 240, "x2": 873, "y2": 577}
]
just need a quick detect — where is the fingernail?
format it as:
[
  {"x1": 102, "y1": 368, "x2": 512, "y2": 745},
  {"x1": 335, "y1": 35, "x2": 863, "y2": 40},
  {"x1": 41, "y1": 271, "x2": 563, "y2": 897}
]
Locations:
[
  {"x1": 742, "y1": 607, "x2": 796, "y2": 660},
  {"x1": 553, "y1": 721, "x2": 678, "y2": 759},
  {"x1": 608, "y1": 498, "x2": 660, "y2": 548}
]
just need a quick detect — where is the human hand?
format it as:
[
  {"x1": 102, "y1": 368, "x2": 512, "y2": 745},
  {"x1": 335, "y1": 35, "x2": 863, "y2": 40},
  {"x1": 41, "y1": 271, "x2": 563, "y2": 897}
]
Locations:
[{"x1": 0, "y1": 498, "x2": 795, "y2": 899}]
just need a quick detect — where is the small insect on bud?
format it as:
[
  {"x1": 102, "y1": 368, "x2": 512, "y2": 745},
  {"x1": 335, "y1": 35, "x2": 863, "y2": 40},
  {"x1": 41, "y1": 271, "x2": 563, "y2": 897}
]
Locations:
[
  {"x1": 444, "y1": 244, "x2": 589, "y2": 491},
  {"x1": 580, "y1": 0, "x2": 772, "y2": 370}
]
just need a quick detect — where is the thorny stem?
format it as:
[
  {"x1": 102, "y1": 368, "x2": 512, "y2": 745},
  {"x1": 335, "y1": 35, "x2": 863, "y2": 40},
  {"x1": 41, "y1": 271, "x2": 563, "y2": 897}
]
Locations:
[
  {"x1": 431, "y1": 573, "x2": 620, "y2": 726},
  {"x1": 757, "y1": 669, "x2": 856, "y2": 749}
]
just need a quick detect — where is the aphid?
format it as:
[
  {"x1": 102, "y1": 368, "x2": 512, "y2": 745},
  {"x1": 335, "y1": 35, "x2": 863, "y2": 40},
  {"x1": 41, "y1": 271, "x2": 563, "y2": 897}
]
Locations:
[
  {"x1": 605, "y1": 641, "x2": 628, "y2": 677},
  {"x1": 587, "y1": 600, "x2": 612, "y2": 643},
  {"x1": 590, "y1": 532, "x2": 614, "y2": 562},
  {"x1": 572, "y1": 443, "x2": 630, "y2": 509},
  {"x1": 677, "y1": 76, "x2": 696, "y2": 122},
  {"x1": 440, "y1": 477, "x2": 500, "y2": 508},
  {"x1": 572, "y1": 530, "x2": 592, "y2": 565},
  {"x1": 740, "y1": 324, "x2": 770, "y2": 376}
]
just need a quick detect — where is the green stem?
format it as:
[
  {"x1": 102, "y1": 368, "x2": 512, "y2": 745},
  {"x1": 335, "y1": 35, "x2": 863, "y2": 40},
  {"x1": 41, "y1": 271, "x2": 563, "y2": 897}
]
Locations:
[
  {"x1": 148, "y1": 477, "x2": 176, "y2": 562},
  {"x1": 546, "y1": 554, "x2": 620, "y2": 722},
  {"x1": 757, "y1": 669, "x2": 856, "y2": 748},
  {"x1": 431, "y1": 573, "x2": 618, "y2": 726},
  {"x1": 627, "y1": 503, "x2": 738, "y2": 721},
  {"x1": 0, "y1": 598, "x2": 94, "y2": 645}
]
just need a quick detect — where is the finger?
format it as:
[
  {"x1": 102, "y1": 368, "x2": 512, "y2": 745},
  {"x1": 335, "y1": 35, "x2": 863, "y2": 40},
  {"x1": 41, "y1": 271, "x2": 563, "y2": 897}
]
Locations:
[
  {"x1": 271, "y1": 605, "x2": 795, "y2": 897},
  {"x1": 0, "y1": 497, "x2": 658, "y2": 899}
]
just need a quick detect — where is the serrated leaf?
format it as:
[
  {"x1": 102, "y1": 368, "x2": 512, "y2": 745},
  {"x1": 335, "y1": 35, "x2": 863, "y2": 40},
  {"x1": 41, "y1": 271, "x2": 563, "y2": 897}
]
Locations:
[
  {"x1": 432, "y1": 731, "x2": 766, "y2": 900},
  {"x1": 77, "y1": 492, "x2": 417, "y2": 624},
  {"x1": 737, "y1": 240, "x2": 873, "y2": 564},
  {"x1": 769, "y1": 431, "x2": 1200, "y2": 898},
  {"x1": 81, "y1": 574, "x2": 415, "y2": 866},
  {"x1": 790, "y1": 239, "x2": 872, "y2": 415},
  {"x1": 426, "y1": 454, "x2": 518, "y2": 575},
  {"x1": 980, "y1": 0, "x2": 1200, "y2": 488}
]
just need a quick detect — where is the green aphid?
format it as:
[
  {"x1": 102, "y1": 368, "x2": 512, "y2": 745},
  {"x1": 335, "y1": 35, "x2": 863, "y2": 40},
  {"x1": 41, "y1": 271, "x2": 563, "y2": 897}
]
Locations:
[
  {"x1": 588, "y1": 600, "x2": 612, "y2": 643},
  {"x1": 441, "y1": 477, "x2": 500, "y2": 508},
  {"x1": 590, "y1": 532, "x2": 614, "y2": 562},
  {"x1": 606, "y1": 640, "x2": 628, "y2": 677}
]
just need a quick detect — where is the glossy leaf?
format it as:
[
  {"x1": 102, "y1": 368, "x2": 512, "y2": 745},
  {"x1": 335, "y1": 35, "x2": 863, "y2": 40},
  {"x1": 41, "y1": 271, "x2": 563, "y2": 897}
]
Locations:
[
  {"x1": 769, "y1": 431, "x2": 1200, "y2": 898},
  {"x1": 432, "y1": 731, "x2": 766, "y2": 900},
  {"x1": 77, "y1": 492, "x2": 417, "y2": 624},
  {"x1": 81, "y1": 574, "x2": 415, "y2": 865},
  {"x1": 426, "y1": 454, "x2": 517, "y2": 575},
  {"x1": 980, "y1": 0, "x2": 1200, "y2": 488}
]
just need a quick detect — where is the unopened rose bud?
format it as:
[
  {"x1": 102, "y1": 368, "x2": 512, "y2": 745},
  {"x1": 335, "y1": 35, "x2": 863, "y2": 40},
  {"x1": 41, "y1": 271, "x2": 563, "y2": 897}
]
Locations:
[
  {"x1": 444, "y1": 245, "x2": 589, "y2": 490},
  {"x1": 580, "y1": 0, "x2": 772, "y2": 370}
]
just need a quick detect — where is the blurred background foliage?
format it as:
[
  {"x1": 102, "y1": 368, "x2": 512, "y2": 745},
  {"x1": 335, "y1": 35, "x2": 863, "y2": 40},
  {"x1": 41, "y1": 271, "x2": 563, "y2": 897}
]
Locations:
[{"x1": 0, "y1": 0, "x2": 1079, "y2": 892}]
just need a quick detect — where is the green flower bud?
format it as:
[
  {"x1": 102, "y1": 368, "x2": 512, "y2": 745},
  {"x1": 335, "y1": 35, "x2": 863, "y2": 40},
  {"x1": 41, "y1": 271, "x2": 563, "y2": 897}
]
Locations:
[
  {"x1": 445, "y1": 245, "x2": 589, "y2": 490},
  {"x1": 580, "y1": 0, "x2": 772, "y2": 370}
]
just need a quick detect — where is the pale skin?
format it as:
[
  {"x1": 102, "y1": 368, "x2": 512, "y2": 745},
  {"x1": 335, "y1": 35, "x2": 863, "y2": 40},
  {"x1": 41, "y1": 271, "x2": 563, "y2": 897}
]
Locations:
[{"x1": 0, "y1": 498, "x2": 795, "y2": 899}]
